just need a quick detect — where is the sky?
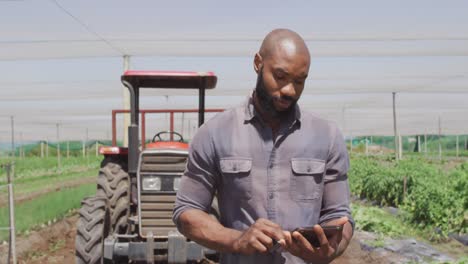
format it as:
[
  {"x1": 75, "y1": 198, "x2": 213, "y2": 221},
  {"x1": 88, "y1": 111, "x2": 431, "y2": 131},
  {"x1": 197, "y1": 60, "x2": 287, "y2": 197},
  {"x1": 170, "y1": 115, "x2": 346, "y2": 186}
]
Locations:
[{"x1": 0, "y1": 0, "x2": 467, "y2": 145}]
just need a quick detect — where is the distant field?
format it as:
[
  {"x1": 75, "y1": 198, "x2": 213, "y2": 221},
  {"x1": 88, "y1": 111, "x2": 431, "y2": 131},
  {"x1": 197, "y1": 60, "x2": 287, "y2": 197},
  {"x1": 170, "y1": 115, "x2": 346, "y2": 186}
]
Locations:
[
  {"x1": 0, "y1": 183, "x2": 95, "y2": 242},
  {"x1": 0, "y1": 156, "x2": 102, "y2": 242}
]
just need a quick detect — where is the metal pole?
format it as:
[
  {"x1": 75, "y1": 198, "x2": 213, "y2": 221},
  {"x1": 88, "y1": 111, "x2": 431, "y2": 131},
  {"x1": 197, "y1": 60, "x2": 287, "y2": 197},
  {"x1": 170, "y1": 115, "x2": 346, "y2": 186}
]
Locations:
[
  {"x1": 67, "y1": 141, "x2": 70, "y2": 159},
  {"x1": 365, "y1": 137, "x2": 369, "y2": 156},
  {"x1": 40, "y1": 141, "x2": 44, "y2": 158},
  {"x1": 392, "y1": 92, "x2": 399, "y2": 161},
  {"x1": 123, "y1": 55, "x2": 131, "y2": 147},
  {"x1": 198, "y1": 86, "x2": 206, "y2": 127},
  {"x1": 95, "y1": 141, "x2": 98, "y2": 157},
  {"x1": 438, "y1": 116, "x2": 442, "y2": 161},
  {"x1": 86, "y1": 128, "x2": 89, "y2": 165},
  {"x1": 10, "y1": 116, "x2": 14, "y2": 158},
  {"x1": 56, "y1": 123, "x2": 61, "y2": 172},
  {"x1": 417, "y1": 135, "x2": 421, "y2": 153},
  {"x1": 424, "y1": 134, "x2": 427, "y2": 154},
  {"x1": 181, "y1": 113, "x2": 185, "y2": 136},
  {"x1": 82, "y1": 140, "x2": 85, "y2": 158},
  {"x1": 399, "y1": 133, "x2": 403, "y2": 160},
  {"x1": 465, "y1": 135, "x2": 467, "y2": 151},
  {"x1": 19, "y1": 133, "x2": 23, "y2": 159},
  {"x1": 6, "y1": 162, "x2": 17, "y2": 264},
  {"x1": 46, "y1": 139, "x2": 49, "y2": 158},
  {"x1": 170, "y1": 112, "x2": 174, "y2": 141},
  {"x1": 456, "y1": 135, "x2": 459, "y2": 157}
]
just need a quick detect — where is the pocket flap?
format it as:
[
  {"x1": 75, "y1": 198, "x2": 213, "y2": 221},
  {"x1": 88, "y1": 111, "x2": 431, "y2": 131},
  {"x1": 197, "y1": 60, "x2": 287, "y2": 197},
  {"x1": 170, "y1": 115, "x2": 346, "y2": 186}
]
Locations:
[
  {"x1": 291, "y1": 159, "x2": 325, "y2": 174},
  {"x1": 220, "y1": 158, "x2": 252, "y2": 173}
]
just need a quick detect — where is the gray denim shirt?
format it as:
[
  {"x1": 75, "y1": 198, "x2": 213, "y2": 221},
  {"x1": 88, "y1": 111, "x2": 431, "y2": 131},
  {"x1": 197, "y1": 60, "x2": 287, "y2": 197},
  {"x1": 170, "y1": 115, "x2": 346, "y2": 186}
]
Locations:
[{"x1": 173, "y1": 96, "x2": 353, "y2": 264}]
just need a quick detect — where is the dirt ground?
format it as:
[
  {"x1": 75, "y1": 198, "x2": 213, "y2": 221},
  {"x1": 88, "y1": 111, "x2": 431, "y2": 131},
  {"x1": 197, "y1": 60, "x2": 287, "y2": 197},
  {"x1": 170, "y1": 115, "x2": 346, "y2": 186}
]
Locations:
[{"x1": 0, "y1": 214, "x2": 417, "y2": 264}]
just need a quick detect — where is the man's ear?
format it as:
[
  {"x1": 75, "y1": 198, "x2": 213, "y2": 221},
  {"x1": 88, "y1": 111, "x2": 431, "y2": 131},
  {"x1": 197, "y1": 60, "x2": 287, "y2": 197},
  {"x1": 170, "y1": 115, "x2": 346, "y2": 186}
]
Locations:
[{"x1": 253, "y1": 53, "x2": 263, "y2": 73}]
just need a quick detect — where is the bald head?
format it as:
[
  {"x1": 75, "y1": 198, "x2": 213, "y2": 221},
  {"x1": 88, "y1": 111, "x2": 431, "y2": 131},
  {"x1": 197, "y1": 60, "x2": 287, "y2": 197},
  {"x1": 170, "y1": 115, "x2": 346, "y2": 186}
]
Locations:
[
  {"x1": 258, "y1": 29, "x2": 310, "y2": 62},
  {"x1": 252, "y1": 29, "x2": 310, "y2": 120}
]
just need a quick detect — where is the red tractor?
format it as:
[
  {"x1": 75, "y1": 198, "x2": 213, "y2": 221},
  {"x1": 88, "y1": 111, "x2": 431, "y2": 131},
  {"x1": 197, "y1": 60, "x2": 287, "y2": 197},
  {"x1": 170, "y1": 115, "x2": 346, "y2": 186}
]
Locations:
[{"x1": 75, "y1": 71, "x2": 222, "y2": 263}]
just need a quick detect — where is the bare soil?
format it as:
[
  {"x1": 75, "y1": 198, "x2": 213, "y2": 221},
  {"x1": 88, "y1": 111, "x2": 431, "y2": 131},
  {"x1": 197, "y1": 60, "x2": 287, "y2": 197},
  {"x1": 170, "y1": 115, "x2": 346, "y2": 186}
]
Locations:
[{"x1": 0, "y1": 214, "x2": 432, "y2": 264}]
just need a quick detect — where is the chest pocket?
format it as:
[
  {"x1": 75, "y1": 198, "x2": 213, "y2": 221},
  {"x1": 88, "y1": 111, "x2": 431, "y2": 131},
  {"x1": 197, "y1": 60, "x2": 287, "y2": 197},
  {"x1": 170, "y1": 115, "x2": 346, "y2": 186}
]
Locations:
[
  {"x1": 290, "y1": 159, "x2": 325, "y2": 202},
  {"x1": 220, "y1": 158, "x2": 252, "y2": 200}
]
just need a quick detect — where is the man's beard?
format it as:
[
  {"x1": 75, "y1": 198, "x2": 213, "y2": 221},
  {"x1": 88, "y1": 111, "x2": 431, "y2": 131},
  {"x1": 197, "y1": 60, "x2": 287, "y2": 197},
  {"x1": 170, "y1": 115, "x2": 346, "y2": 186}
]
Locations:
[{"x1": 255, "y1": 67, "x2": 297, "y2": 119}]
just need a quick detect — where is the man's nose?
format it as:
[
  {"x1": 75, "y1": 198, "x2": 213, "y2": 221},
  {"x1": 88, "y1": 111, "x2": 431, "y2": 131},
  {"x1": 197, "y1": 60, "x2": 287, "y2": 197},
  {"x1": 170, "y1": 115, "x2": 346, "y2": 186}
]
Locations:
[{"x1": 280, "y1": 82, "x2": 296, "y2": 98}]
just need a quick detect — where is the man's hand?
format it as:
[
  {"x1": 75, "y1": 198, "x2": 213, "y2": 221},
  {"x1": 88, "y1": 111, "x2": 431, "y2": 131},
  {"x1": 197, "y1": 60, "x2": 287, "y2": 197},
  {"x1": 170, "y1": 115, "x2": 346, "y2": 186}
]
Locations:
[
  {"x1": 284, "y1": 217, "x2": 350, "y2": 264},
  {"x1": 232, "y1": 218, "x2": 287, "y2": 255}
]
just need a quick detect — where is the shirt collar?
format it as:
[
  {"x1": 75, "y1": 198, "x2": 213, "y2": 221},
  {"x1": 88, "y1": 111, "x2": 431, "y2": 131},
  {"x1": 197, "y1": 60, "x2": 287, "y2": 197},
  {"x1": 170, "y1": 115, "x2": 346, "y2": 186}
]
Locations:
[{"x1": 243, "y1": 92, "x2": 302, "y2": 126}]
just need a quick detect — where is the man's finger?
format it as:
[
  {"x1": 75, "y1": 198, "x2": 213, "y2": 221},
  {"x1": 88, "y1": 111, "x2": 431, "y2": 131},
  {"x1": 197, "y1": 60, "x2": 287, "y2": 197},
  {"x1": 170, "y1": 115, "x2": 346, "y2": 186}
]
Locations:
[
  {"x1": 256, "y1": 223, "x2": 286, "y2": 242},
  {"x1": 322, "y1": 216, "x2": 348, "y2": 227},
  {"x1": 292, "y1": 231, "x2": 316, "y2": 253},
  {"x1": 255, "y1": 231, "x2": 275, "y2": 249},
  {"x1": 251, "y1": 239, "x2": 268, "y2": 254},
  {"x1": 313, "y1": 225, "x2": 331, "y2": 255}
]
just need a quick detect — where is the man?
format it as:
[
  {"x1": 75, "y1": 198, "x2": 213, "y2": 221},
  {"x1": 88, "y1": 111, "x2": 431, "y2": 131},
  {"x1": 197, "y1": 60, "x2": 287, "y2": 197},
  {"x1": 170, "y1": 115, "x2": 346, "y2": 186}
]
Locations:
[{"x1": 173, "y1": 28, "x2": 353, "y2": 264}]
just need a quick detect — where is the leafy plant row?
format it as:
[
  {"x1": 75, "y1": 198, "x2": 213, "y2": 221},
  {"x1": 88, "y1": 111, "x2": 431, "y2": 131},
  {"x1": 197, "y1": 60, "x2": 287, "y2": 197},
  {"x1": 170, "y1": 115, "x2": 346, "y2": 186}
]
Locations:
[{"x1": 349, "y1": 156, "x2": 468, "y2": 235}]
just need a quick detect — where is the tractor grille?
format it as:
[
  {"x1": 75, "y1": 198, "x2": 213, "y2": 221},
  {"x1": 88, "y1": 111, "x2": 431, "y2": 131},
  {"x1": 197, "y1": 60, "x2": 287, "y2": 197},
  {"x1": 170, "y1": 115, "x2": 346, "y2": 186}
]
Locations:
[
  {"x1": 140, "y1": 193, "x2": 177, "y2": 237},
  {"x1": 138, "y1": 151, "x2": 188, "y2": 238},
  {"x1": 140, "y1": 154, "x2": 187, "y2": 173}
]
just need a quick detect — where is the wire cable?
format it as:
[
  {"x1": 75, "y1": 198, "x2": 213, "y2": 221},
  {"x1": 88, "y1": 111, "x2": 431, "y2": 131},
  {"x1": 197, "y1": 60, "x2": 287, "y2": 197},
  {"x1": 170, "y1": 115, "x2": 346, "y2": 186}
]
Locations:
[{"x1": 50, "y1": 0, "x2": 124, "y2": 56}]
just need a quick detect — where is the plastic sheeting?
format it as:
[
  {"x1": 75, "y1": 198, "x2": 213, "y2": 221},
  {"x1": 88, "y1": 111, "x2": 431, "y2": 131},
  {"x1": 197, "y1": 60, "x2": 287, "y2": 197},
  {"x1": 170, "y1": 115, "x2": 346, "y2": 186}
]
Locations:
[{"x1": 0, "y1": 0, "x2": 467, "y2": 141}]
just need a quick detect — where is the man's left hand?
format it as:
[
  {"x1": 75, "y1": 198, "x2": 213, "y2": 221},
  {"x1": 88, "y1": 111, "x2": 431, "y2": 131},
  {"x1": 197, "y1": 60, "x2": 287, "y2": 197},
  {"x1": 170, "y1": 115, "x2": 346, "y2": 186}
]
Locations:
[{"x1": 283, "y1": 216, "x2": 350, "y2": 264}]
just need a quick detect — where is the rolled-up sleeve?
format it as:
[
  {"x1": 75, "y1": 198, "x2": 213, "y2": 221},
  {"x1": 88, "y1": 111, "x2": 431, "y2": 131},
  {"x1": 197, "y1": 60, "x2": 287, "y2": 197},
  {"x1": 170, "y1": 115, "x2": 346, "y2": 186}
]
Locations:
[
  {"x1": 319, "y1": 123, "x2": 354, "y2": 229},
  {"x1": 172, "y1": 124, "x2": 218, "y2": 227}
]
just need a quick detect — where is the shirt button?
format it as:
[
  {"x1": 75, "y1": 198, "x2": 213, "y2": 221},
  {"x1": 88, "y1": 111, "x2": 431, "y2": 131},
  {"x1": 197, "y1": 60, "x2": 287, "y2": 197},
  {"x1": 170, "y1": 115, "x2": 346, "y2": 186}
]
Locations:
[{"x1": 268, "y1": 193, "x2": 274, "y2": 199}]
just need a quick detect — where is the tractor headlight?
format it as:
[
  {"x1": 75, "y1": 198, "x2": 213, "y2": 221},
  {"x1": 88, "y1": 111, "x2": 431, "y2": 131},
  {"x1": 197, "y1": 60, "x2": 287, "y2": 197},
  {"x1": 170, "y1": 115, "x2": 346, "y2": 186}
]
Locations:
[
  {"x1": 142, "y1": 176, "x2": 161, "y2": 191},
  {"x1": 173, "y1": 177, "x2": 181, "y2": 191}
]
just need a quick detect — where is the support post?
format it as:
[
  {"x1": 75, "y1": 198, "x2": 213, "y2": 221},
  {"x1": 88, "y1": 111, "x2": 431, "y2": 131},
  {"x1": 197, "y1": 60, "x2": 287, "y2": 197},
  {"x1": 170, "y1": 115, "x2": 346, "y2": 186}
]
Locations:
[
  {"x1": 424, "y1": 134, "x2": 427, "y2": 154},
  {"x1": 365, "y1": 137, "x2": 369, "y2": 156},
  {"x1": 40, "y1": 141, "x2": 44, "y2": 158},
  {"x1": 10, "y1": 116, "x2": 14, "y2": 158},
  {"x1": 399, "y1": 133, "x2": 403, "y2": 160},
  {"x1": 456, "y1": 135, "x2": 459, "y2": 157},
  {"x1": 170, "y1": 111, "x2": 174, "y2": 141},
  {"x1": 438, "y1": 117, "x2": 442, "y2": 161},
  {"x1": 417, "y1": 135, "x2": 421, "y2": 153},
  {"x1": 181, "y1": 113, "x2": 185, "y2": 137},
  {"x1": 392, "y1": 92, "x2": 399, "y2": 161},
  {"x1": 123, "y1": 55, "x2": 131, "y2": 147},
  {"x1": 56, "y1": 123, "x2": 61, "y2": 173},
  {"x1": 19, "y1": 133, "x2": 23, "y2": 159},
  {"x1": 86, "y1": 128, "x2": 89, "y2": 166},
  {"x1": 3, "y1": 162, "x2": 17, "y2": 264}
]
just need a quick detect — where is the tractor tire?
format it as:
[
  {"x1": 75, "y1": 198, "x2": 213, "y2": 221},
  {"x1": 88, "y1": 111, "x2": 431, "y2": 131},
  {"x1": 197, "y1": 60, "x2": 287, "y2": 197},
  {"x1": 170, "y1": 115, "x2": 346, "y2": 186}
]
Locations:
[
  {"x1": 75, "y1": 196, "x2": 111, "y2": 264},
  {"x1": 96, "y1": 158, "x2": 130, "y2": 235}
]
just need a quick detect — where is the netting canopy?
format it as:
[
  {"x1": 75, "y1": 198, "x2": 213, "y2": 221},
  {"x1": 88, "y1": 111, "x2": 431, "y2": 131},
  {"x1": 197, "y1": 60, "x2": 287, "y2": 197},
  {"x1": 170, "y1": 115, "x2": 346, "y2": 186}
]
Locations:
[{"x1": 0, "y1": 0, "x2": 467, "y2": 143}]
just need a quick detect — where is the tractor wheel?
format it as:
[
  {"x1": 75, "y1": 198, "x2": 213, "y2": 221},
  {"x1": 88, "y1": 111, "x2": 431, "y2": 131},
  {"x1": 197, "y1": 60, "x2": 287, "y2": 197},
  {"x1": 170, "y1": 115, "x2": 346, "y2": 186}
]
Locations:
[
  {"x1": 75, "y1": 196, "x2": 111, "y2": 264},
  {"x1": 96, "y1": 158, "x2": 130, "y2": 234}
]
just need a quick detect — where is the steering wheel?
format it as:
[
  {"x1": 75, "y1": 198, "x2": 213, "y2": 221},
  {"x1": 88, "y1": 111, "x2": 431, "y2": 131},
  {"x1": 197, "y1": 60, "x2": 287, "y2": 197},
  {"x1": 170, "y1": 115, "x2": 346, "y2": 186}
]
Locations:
[{"x1": 152, "y1": 131, "x2": 185, "y2": 142}]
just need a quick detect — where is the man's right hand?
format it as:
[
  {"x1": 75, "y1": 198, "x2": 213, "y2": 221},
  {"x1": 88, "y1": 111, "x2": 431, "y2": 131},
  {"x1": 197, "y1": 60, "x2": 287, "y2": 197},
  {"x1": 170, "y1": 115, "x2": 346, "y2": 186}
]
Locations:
[{"x1": 231, "y1": 218, "x2": 287, "y2": 255}]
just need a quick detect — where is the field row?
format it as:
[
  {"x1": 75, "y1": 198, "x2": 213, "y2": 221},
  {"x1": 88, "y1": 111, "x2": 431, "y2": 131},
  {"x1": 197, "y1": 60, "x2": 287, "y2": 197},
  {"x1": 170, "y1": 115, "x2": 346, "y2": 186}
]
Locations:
[{"x1": 349, "y1": 155, "x2": 468, "y2": 236}]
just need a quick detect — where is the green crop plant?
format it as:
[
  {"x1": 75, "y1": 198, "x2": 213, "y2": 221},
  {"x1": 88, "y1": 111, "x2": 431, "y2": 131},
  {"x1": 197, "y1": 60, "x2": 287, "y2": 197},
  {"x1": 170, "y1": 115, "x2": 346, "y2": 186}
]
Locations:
[{"x1": 0, "y1": 183, "x2": 95, "y2": 242}]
